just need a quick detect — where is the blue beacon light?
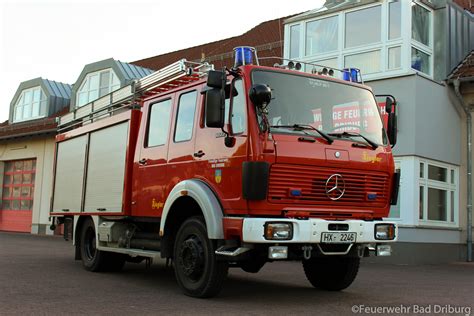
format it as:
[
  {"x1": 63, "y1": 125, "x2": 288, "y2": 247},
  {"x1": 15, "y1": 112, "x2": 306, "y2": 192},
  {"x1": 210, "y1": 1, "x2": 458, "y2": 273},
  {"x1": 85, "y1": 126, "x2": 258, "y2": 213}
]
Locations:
[
  {"x1": 342, "y1": 68, "x2": 361, "y2": 83},
  {"x1": 234, "y1": 46, "x2": 256, "y2": 67}
]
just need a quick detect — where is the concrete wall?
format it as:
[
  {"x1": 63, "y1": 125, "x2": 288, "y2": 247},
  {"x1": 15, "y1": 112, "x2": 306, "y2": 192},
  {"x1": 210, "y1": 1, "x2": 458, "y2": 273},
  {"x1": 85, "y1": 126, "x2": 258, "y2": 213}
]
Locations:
[
  {"x1": 368, "y1": 74, "x2": 462, "y2": 165},
  {"x1": 0, "y1": 137, "x2": 55, "y2": 234}
]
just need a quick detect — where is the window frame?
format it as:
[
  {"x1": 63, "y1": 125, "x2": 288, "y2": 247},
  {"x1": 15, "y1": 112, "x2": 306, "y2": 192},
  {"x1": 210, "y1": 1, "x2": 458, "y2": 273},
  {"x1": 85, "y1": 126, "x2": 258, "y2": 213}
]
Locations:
[
  {"x1": 13, "y1": 86, "x2": 48, "y2": 123},
  {"x1": 76, "y1": 68, "x2": 120, "y2": 107},
  {"x1": 283, "y1": 0, "x2": 435, "y2": 81},
  {"x1": 145, "y1": 97, "x2": 173, "y2": 148},
  {"x1": 173, "y1": 90, "x2": 198, "y2": 143},
  {"x1": 410, "y1": 1, "x2": 434, "y2": 77},
  {"x1": 418, "y1": 159, "x2": 458, "y2": 227}
]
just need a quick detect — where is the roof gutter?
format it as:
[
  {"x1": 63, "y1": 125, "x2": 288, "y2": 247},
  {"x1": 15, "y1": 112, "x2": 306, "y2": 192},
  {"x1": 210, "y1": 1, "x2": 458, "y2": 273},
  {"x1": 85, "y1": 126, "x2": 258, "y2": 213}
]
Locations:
[{"x1": 452, "y1": 78, "x2": 473, "y2": 262}]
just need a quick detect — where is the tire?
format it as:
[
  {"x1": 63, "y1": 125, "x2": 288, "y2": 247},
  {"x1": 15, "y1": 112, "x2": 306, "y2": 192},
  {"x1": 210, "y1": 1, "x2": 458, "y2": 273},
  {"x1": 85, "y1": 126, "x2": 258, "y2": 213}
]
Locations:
[
  {"x1": 173, "y1": 217, "x2": 228, "y2": 298},
  {"x1": 79, "y1": 218, "x2": 126, "y2": 272},
  {"x1": 302, "y1": 257, "x2": 360, "y2": 291}
]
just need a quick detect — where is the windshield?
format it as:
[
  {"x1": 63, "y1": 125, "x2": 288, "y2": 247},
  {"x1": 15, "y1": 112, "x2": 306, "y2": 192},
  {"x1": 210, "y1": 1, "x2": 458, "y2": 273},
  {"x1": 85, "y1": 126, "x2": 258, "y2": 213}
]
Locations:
[{"x1": 252, "y1": 70, "x2": 386, "y2": 145}]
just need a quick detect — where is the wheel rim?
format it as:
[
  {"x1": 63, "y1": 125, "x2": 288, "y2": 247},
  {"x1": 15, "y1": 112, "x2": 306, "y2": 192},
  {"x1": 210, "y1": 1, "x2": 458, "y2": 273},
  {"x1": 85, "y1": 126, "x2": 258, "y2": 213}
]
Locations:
[
  {"x1": 177, "y1": 235, "x2": 205, "y2": 282},
  {"x1": 84, "y1": 227, "x2": 97, "y2": 260}
]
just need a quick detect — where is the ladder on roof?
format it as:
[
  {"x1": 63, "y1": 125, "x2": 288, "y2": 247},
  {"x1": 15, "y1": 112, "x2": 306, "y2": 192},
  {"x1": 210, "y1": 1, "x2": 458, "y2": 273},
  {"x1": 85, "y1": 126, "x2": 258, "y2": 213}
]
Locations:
[{"x1": 58, "y1": 59, "x2": 214, "y2": 130}]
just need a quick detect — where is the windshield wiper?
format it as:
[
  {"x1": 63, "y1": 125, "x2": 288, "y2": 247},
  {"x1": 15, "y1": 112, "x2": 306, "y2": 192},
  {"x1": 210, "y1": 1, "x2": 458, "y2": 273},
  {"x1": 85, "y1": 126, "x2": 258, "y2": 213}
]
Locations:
[
  {"x1": 270, "y1": 124, "x2": 333, "y2": 144},
  {"x1": 328, "y1": 131, "x2": 378, "y2": 149}
]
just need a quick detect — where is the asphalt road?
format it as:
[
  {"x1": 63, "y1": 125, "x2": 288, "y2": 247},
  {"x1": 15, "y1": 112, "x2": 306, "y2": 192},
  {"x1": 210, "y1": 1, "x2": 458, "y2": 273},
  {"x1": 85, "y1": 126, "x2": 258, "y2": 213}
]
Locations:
[{"x1": 0, "y1": 232, "x2": 473, "y2": 316}]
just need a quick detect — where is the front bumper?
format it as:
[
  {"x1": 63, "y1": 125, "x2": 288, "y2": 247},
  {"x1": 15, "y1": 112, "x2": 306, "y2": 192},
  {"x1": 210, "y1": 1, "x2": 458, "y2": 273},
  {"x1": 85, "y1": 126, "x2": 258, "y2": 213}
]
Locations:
[{"x1": 241, "y1": 218, "x2": 397, "y2": 244}]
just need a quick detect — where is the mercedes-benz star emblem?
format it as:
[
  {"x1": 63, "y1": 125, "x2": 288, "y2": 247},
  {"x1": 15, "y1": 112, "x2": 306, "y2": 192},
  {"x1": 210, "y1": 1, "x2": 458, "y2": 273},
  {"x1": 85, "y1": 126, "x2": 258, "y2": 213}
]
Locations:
[
  {"x1": 325, "y1": 174, "x2": 345, "y2": 200},
  {"x1": 334, "y1": 151, "x2": 341, "y2": 158}
]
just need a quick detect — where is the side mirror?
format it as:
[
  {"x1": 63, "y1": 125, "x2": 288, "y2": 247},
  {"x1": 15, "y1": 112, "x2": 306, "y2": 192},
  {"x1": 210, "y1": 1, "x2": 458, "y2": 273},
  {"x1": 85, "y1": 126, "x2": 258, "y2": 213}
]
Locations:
[
  {"x1": 385, "y1": 97, "x2": 393, "y2": 113},
  {"x1": 249, "y1": 84, "x2": 272, "y2": 109},
  {"x1": 386, "y1": 97, "x2": 397, "y2": 147},
  {"x1": 205, "y1": 89, "x2": 225, "y2": 128},
  {"x1": 207, "y1": 70, "x2": 226, "y2": 89},
  {"x1": 205, "y1": 69, "x2": 226, "y2": 128}
]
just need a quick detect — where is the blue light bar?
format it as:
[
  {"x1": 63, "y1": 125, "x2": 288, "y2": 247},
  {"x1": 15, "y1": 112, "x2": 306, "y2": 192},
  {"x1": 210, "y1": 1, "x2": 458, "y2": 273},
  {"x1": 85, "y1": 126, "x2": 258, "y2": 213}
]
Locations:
[
  {"x1": 234, "y1": 46, "x2": 255, "y2": 67},
  {"x1": 342, "y1": 68, "x2": 361, "y2": 83}
]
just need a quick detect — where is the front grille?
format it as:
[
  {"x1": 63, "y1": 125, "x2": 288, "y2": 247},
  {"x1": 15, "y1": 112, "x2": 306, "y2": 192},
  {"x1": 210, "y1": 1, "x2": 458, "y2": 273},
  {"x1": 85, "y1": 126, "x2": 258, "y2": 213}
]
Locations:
[{"x1": 268, "y1": 164, "x2": 389, "y2": 208}]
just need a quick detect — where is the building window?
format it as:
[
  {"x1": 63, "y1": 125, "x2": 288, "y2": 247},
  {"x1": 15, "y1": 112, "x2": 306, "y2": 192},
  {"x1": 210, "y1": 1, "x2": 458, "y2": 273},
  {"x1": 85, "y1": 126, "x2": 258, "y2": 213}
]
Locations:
[
  {"x1": 1, "y1": 159, "x2": 36, "y2": 211},
  {"x1": 411, "y1": 2, "x2": 432, "y2": 76},
  {"x1": 289, "y1": 24, "x2": 300, "y2": 59},
  {"x1": 411, "y1": 47, "x2": 431, "y2": 75},
  {"x1": 345, "y1": 50, "x2": 381, "y2": 74},
  {"x1": 388, "y1": 46, "x2": 402, "y2": 69},
  {"x1": 419, "y1": 160, "x2": 458, "y2": 224},
  {"x1": 77, "y1": 69, "x2": 120, "y2": 107},
  {"x1": 412, "y1": 3, "x2": 430, "y2": 46},
  {"x1": 306, "y1": 16, "x2": 338, "y2": 56},
  {"x1": 13, "y1": 87, "x2": 47, "y2": 122},
  {"x1": 345, "y1": 5, "x2": 382, "y2": 48},
  {"x1": 389, "y1": 0, "x2": 401, "y2": 40}
]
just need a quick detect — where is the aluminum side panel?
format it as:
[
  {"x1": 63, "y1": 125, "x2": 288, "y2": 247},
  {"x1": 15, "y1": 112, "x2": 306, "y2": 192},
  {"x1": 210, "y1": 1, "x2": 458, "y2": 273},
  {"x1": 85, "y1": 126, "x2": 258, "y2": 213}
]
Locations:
[
  {"x1": 53, "y1": 135, "x2": 87, "y2": 212},
  {"x1": 84, "y1": 122, "x2": 128, "y2": 212}
]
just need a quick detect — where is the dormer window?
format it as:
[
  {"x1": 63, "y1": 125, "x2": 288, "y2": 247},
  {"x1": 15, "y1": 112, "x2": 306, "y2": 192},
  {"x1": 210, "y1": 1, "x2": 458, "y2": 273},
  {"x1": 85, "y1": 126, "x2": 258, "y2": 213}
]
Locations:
[
  {"x1": 14, "y1": 86, "x2": 47, "y2": 122},
  {"x1": 76, "y1": 69, "x2": 120, "y2": 107}
]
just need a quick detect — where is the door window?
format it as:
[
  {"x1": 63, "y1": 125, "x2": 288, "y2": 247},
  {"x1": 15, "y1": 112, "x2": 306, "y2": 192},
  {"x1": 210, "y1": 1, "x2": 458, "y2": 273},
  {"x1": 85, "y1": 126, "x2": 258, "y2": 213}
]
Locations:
[
  {"x1": 174, "y1": 91, "x2": 197, "y2": 142},
  {"x1": 147, "y1": 99, "x2": 172, "y2": 147}
]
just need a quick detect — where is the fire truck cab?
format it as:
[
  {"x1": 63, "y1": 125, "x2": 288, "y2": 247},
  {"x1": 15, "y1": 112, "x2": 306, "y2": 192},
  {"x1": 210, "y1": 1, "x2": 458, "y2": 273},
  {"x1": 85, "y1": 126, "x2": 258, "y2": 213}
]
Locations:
[{"x1": 51, "y1": 47, "x2": 399, "y2": 298}]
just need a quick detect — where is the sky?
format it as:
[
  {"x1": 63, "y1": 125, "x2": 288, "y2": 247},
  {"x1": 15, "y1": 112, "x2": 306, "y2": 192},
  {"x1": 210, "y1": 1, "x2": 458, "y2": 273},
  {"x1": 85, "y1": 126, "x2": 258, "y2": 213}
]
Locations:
[{"x1": 0, "y1": 0, "x2": 325, "y2": 122}]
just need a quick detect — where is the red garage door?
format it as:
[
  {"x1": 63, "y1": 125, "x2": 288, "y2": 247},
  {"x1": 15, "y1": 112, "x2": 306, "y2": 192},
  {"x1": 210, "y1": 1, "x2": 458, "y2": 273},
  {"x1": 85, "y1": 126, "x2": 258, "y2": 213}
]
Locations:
[{"x1": 0, "y1": 159, "x2": 36, "y2": 232}]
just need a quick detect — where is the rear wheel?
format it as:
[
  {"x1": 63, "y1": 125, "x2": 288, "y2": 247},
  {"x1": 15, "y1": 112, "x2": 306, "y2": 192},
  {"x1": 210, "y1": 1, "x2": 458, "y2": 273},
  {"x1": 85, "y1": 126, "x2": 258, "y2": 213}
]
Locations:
[
  {"x1": 79, "y1": 218, "x2": 126, "y2": 272},
  {"x1": 302, "y1": 257, "x2": 360, "y2": 291},
  {"x1": 173, "y1": 217, "x2": 228, "y2": 298}
]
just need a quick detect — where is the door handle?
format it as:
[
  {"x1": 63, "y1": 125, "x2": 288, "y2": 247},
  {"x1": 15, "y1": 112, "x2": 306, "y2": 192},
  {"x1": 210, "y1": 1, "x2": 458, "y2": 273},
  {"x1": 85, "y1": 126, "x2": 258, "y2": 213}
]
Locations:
[
  {"x1": 193, "y1": 150, "x2": 205, "y2": 158},
  {"x1": 138, "y1": 158, "x2": 148, "y2": 165}
]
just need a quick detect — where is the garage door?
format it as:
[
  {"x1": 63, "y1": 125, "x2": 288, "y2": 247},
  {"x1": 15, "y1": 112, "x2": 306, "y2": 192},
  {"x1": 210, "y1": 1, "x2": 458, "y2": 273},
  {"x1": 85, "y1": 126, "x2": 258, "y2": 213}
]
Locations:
[{"x1": 0, "y1": 159, "x2": 35, "y2": 232}]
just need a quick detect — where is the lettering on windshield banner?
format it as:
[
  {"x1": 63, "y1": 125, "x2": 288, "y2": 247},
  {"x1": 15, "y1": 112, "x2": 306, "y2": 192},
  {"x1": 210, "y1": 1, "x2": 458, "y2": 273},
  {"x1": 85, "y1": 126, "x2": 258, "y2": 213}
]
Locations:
[
  {"x1": 308, "y1": 78, "x2": 330, "y2": 89},
  {"x1": 311, "y1": 102, "x2": 388, "y2": 133}
]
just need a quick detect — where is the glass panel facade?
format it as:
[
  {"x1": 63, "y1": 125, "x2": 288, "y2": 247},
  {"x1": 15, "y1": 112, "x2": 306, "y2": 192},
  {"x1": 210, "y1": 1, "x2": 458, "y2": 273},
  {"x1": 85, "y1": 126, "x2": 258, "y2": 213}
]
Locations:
[
  {"x1": 412, "y1": 4, "x2": 431, "y2": 46},
  {"x1": 290, "y1": 25, "x2": 300, "y2": 59},
  {"x1": 411, "y1": 47, "x2": 430, "y2": 75},
  {"x1": 428, "y1": 188, "x2": 447, "y2": 221},
  {"x1": 77, "y1": 69, "x2": 120, "y2": 107},
  {"x1": 344, "y1": 50, "x2": 381, "y2": 74},
  {"x1": 388, "y1": 46, "x2": 401, "y2": 69},
  {"x1": 345, "y1": 6, "x2": 381, "y2": 48},
  {"x1": 13, "y1": 86, "x2": 47, "y2": 122},
  {"x1": 306, "y1": 16, "x2": 338, "y2": 56},
  {"x1": 428, "y1": 165, "x2": 447, "y2": 182},
  {"x1": 389, "y1": 1, "x2": 401, "y2": 39}
]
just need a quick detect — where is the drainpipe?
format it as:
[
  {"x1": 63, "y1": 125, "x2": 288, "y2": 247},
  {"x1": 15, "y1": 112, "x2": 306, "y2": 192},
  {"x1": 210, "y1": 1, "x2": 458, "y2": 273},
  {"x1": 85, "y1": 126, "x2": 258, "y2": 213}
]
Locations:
[{"x1": 454, "y1": 79, "x2": 472, "y2": 262}]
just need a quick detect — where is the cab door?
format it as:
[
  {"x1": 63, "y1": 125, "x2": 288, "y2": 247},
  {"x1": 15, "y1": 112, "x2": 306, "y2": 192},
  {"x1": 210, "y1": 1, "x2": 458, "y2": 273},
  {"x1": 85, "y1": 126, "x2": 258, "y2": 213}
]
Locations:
[
  {"x1": 133, "y1": 96, "x2": 174, "y2": 217},
  {"x1": 166, "y1": 88, "x2": 199, "y2": 193},
  {"x1": 194, "y1": 78, "x2": 248, "y2": 213}
]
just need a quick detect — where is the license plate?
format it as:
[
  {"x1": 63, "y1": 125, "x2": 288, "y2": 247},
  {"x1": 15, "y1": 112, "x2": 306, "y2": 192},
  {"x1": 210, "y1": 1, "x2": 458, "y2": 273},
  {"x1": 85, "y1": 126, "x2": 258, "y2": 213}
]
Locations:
[{"x1": 321, "y1": 232, "x2": 357, "y2": 243}]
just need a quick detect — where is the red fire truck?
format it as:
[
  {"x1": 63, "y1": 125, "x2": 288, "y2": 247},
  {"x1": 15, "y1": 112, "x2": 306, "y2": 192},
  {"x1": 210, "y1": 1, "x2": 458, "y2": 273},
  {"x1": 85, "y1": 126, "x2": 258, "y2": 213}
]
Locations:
[{"x1": 50, "y1": 47, "x2": 399, "y2": 298}]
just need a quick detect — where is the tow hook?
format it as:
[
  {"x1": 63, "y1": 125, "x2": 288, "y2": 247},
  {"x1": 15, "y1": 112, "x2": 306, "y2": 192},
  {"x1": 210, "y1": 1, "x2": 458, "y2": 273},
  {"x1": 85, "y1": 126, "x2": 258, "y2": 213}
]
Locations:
[{"x1": 302, "y1": 245, "x2": 313, "y2": 260}]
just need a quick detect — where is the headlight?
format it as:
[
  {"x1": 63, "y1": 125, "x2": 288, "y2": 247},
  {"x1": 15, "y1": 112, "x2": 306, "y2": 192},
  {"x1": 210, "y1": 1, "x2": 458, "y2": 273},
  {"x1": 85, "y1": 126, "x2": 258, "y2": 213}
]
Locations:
[
  {"x1": 264, "y1": 222, "x2": 293, "y2": 240},
  {"x1": 374, "y1": 224, "x2": 396, "y2": 240}
]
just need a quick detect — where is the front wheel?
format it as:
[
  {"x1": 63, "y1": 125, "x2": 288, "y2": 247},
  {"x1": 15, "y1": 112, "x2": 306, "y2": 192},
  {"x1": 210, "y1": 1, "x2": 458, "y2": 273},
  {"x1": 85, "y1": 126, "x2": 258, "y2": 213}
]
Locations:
[
  {"x1": 173, "y1": 217, "x2": 228, "y2": 298},
  {"x1": 302, "y1": 257, "x2": 360, "y2": 291}
]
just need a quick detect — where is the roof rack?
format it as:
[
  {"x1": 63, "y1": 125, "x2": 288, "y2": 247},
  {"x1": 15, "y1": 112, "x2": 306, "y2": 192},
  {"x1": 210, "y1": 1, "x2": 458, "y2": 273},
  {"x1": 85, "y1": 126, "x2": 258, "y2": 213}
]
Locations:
[{"x1": 58, "y1": 59, "x2": 213, "y2": 131}]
